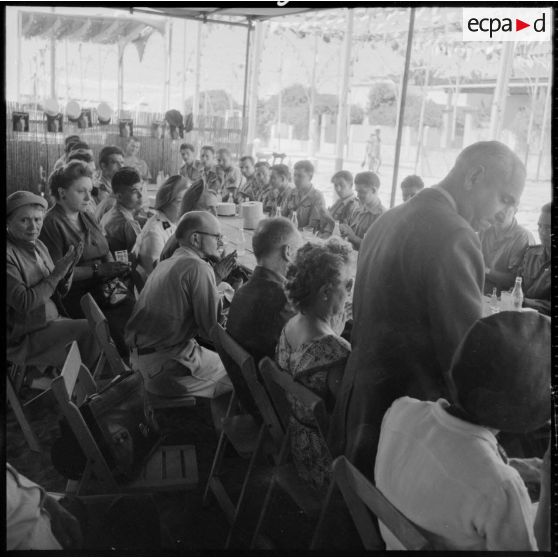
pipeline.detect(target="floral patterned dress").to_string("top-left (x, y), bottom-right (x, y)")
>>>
top-left (275, 331), bottom-right (351, 489)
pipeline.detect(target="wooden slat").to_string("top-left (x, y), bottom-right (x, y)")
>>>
top-left (129, 445), bottom-right (198, 492)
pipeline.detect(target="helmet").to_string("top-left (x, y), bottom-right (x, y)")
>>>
top-left (448, 311), bottom-right (550, 433)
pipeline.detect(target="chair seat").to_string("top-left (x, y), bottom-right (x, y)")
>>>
top-left (274, 464), bottom-right (325, 516)
top-left (67, 444), bottom-right (198, 495)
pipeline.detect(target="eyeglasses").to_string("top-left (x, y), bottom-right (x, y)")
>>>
top-left (195, 231), bottom-right (223, 243)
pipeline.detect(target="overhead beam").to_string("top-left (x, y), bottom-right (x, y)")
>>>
top-left (126, 8), bottom-right (250, 28)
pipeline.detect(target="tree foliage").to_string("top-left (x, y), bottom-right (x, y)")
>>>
top-left (366, 82), bottom-right (443, 128)
top-left (256, 83), bottom-right (364, 140)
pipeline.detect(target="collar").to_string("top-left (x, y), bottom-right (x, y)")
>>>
top-left (340, 193), bottom-right (356, 206)
top-left (491, 218), bottom-right (520, 240)
top-left (155, 209), bottom-right (172, 223)
top-left (253, 265), bottom-right (286, 285)
top-left (362, 198), bottom-right (384, 215)
top-left (99, 174), bottom-right (112, 190)
top-left (174, 245), bottom-right (205, 262)
top-left (7, 232), bottom-right (38, 254)
top-left (432, 398), bottom-right (499, 446)
top-left (432, 185), bottom-right (458, 212)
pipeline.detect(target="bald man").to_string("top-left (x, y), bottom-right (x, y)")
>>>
top-left (125, 211), bottom-right (232, 399)
top-left (329, 141), bottom-right (526, 479)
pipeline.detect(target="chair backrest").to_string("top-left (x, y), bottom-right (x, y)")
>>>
top-left (51, 341), bottom-right (118, 492)
top-left (331, 456), bottom-right (432, 551)
top-left (211, 324), bottom-right (284, 448)
top-left (80, 293), bottom-right (127, 376)
top-left (258, 356), bottom-right (329, 451)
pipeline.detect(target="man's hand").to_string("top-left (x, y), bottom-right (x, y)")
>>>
top-left (213, 251), bottom-right (237, 284)
top-left (339, 223), bottom-right (357, 242)
top-left (43, 495), bottom-right (83, 549)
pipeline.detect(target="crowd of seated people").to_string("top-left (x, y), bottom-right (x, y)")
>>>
top-left (6, 136), bottom-right (551, 552)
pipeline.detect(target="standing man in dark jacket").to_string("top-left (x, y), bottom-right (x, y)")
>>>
top-left (329, 141), bottom-right (526, 479)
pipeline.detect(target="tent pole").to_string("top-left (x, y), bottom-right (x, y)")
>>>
top-left (50, 7), bottom-right (56, 99)
top-left (17, 10), bottom-right (22, 102)
top-left (117, 41), bottom-right (124, 114)
top-left (389, 7), bottom-right (415, 208)
top-left (489, 42), bottom-right (515, 139)
top-left (240, 20), bottom-right (253, 156)
top-left (246, 20), bottom-right (263, 157)
top-left (536, 80), bottom-right (552, 181)
top-left (193, 21), bottom-right (202, 130)
top-left (334, 8), bottom-right (354, 172)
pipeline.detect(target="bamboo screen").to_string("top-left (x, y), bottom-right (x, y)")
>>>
top-left (6, 102), bottom-right (245, 196)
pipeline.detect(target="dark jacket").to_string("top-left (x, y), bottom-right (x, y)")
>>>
top-left (328, 187), bottom-right (484, 478)
top-left (226, 265), bottom-right (294, 366)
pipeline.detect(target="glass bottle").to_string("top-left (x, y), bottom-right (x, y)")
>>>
top-left (511, 277), bottom-right (524, 310)
top-left (291, 210), bottom-right (299, 229)
top-left (490, 287), bottom-right (499, 314)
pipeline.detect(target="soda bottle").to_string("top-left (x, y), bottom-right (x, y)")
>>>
top-left (490, 287), bottom-right (499, 314)
top-left (291, 210), bottom-right (299, 230)
top-left (511, 277), bottom-right (524, 310)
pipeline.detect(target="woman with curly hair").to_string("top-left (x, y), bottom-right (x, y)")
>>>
top-left (276, 238), bottom-right (354, 488)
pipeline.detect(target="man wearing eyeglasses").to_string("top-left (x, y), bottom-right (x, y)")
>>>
top-left (125, 211), bottom-right (234, 404)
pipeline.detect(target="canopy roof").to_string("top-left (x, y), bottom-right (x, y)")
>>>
top-left (21, 10), bottom-right (165, 44)
top-left (125, 7), bottom-right (318, 27)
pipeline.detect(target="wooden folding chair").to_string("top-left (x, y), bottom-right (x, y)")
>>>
top-left (6, 362), bottom-right (57, 453)
top-left (249, 357), bottom-right (331, 549)
top-left (80, 293), bottom-right (195, 409)
top-left (206, 324), bottom-right (284, 548)
top-left (7, 366), bottom-right (41, 453)
top-left (51, 341), bottom-right (198, 496)
top-left (311, 456), bottom-right (432, 551)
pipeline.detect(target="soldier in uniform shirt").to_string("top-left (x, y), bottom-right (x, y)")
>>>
top-left (518, 202), bottom-right (551, 315)
top-left (340, 171), bottom-right (386, 250)
top-left (179, 142), bottom-right (202, 183)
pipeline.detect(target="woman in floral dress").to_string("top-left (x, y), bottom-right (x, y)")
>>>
top-left (275, 238), bottom-right (354, 489)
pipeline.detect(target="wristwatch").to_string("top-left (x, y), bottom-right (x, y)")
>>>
top-left (92, 262), bottom-right (100, 279)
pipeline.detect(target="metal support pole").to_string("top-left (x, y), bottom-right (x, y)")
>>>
top-left (17, 10), bottom-right (22, 102)
top-left (389, 7), bottom-right (415, 208)
top-left (163, 19), bottom-right (172, 112)
top-left (277, 54), bottom-right (283, 151)
top-left (308, 32), bottom-right (319, 159)
top-left (536, 80), bottom-right (552, 181)
top-left (240, 20), bottom-right (253, 156)
top-left (489, 42), bottom-right (515, 139)
top-left (334, 9), bottom-right (354, 172)
top-left (50, 7), bottom-right (56, 99)
top-left (246, 21), bottom-right (263, 156)
top-left (193, 21), bottom-right (202, 123)
top-left (414, 65), bottom-right (430, 174)
top-left (524, 75), bottom-right (538, 167)
top-left (117, 41), bottom-right (124, 113)
top-left (182, 20), bottom-right (187, 113)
